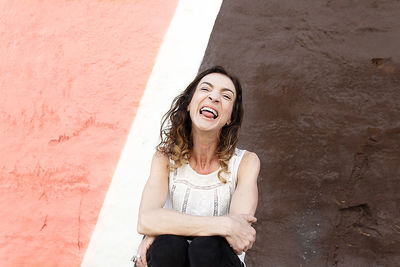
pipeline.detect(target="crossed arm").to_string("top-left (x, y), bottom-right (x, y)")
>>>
top-left (136, 150), bottom-right (260, 265)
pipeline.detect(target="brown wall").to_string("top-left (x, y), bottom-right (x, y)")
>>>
top-left (200, 0), bottom-right (400, 266)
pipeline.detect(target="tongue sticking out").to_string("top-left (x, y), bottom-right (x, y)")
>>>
top-left (201, 110), bottom-right (215, 119)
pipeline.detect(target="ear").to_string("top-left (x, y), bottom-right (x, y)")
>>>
top-left (226, 120), bottom-right (231, 125)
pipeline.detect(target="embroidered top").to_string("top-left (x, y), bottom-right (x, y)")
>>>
top-left (165, 148), bottom-right (246, 216)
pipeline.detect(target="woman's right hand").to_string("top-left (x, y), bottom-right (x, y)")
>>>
top-left (225, 214), bottom-right (257, 255)
top-left (135, 235), bottom-right (156, 267)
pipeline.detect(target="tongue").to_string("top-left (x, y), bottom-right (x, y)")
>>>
top-left (202, 110), bottom-right (215, 119)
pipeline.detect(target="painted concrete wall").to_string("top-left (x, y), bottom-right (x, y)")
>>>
top-left (0, 1), bottom-right (178, 266)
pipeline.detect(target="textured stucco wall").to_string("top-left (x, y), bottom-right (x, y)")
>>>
top-left (0, 1), bottom-right (178, 266)
top-left (200, 0), bottom-right (400, 266)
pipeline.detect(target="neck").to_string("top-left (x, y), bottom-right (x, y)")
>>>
top-left (190, 127), bottom-right (219, 170)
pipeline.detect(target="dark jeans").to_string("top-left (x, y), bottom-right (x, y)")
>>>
top-left (146, 235), bottom-right (244, 267)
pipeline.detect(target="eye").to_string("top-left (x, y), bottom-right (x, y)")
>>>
top-left (222, 94), bottom-right (232, 100)
top-left (200, 87), bottom-right (210, 91)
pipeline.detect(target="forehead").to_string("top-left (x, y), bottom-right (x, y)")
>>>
top-left (198, 73), bottom-right (236, 94)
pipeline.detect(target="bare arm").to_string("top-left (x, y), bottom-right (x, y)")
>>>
top-left (229, 151), bottom-right (260, 216)
top-left (226, 151), bottom-right (260, 254)
top-left (137, 151), bottom-right (232, 237)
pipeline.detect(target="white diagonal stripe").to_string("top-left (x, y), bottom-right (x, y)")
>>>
top-left (81, 0), bottom-right (222, 266)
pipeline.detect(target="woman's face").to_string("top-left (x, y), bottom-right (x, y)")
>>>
top-left (187, 73), bottom-right (236, 133)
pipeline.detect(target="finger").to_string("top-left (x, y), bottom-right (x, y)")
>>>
top-left (250, 226), bottom-right (256, 236)
top-left (142, 251), bottom-right (148, 266)
top-left (248, 242), bottom-right (254, 250)
top-left (241, 214), bottom-right (257, 223)
top-left (138, 256), bottom-right (144, 267)
top-left (140, 250), bottom-right (147, 266)
top-left (247, 215), bottom-right (257, 223)
top-left (136, 258), bottom-right (142, 267)
top-left (228, 243), bottom-right (240, 255)
top-left (138, 251), bottom-right (146, 266)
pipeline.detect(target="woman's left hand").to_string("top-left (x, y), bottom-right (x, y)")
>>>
top-left (135, 235), bottom-right (156, 267)
top-left (225, 214), bottom-right (257, 254)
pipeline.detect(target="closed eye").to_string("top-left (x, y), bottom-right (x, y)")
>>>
top-left (223, 94), bottom-right (232, 100)
top-left (200, 87), bottom-right (210, 91)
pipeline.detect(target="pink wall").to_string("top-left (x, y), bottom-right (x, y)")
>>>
top-left (0, 0), bottom-right (178, 266)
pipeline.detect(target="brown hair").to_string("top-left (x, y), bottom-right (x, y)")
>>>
top-left (157, 66), bottom-right (244, 182)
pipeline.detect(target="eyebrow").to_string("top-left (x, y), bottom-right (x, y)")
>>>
top-left (200, 82), bottom-right (235, 95)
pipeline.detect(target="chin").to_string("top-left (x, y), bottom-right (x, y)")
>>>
top-left (193, 121), bottom-right (220, 133)
top-left (196, 125), bottom-right (218, 132)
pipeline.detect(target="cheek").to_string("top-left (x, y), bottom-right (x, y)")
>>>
top-left (188, 105), bottom-right (195, 120)
top-left (187, 96), bottom-right (196, 112)
top-left (188, 100), bottom-right (199, 119)
top-left (188, 92), bottom-right (200, 109)
top-left (190, 109), bottom-right (197, 121)
top-left (225, 104), bottom-right (234, 118)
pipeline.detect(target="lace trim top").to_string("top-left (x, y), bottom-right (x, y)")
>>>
top-left (165, 148), bottom-right (246, 216)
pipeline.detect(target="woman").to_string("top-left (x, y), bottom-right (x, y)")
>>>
top-left (135, 66), bottom-right (260, 267)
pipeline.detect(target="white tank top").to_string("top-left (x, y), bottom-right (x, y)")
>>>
top-left (163, 148), bottom-right (247, 265)
top-left (166, 148), bottom-right (246, 216)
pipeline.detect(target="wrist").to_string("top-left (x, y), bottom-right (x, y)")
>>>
top-left (218, 216), bottom-right (232, 237)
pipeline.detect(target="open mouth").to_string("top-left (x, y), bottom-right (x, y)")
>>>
top-left (200, 106), bottom-right (218, 119)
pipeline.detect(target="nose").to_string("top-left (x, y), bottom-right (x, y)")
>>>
top-left (208, 91), bottom-right (220, 102)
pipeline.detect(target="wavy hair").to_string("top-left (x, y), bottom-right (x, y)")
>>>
top-left (157, 66), bottom-right (244, 183)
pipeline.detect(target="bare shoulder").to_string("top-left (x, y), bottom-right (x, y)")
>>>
top-left (237, 150), bottom-right (260, 183)
top-left (149, 150), bottom-right (170, 178)
top-left (152, 150), bottom-right (169, 165)
top-left (240, 150), bottom-right (260, 169)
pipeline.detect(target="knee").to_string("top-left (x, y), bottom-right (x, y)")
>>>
top-left (189, 236), bottom-right (242, 267)
top-left (147, 235), bottom-right (188, 266)
top-left (188, 236), bottom-right (226, 260)
top-left (148, 235), bottom-right (188, 255)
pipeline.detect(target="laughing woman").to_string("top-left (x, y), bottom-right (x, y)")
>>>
top-left (135, 66), bottom-right (260, 267)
